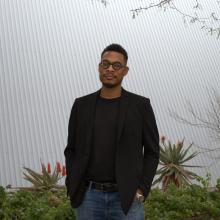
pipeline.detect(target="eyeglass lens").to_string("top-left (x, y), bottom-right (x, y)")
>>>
top-left (100, 60), bottom-right (123, 70)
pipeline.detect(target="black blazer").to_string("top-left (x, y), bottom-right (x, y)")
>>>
top-left (64, 88), bottom-right (159, 215)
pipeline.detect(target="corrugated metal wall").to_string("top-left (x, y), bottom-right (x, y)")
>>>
top-left (0, 0), bottom-right (220, 187)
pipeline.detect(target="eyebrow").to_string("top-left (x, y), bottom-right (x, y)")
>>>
top-left (102, 60), bottom-right (122, 63)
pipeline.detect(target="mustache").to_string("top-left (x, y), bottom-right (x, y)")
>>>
top-left (103, 73), bottom-right (115, 77)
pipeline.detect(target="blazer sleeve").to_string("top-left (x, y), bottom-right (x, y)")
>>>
top-left (139, 98), bottom-right (160, 198)
top-left (64, 98), bottom-right (78, 195)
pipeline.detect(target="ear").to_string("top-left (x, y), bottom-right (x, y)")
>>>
top-left (123, 66), bottom-right (129, 76)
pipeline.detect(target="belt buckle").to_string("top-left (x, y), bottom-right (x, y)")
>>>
top-left (100, 183), bottom-right (107, 192)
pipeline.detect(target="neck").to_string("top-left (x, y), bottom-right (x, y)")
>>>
top-left (100, 85), bottom-right (122, 99)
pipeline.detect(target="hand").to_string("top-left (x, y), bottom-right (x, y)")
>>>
top-left (136, 188), bottom-right (144, 196)
top-left (133, 188), bottom-right (145, 202)
top-left (133, 188), bottom-right (144, 200)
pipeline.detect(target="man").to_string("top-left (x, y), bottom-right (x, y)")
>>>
top-left (64, 44), bottom-right (159, 220)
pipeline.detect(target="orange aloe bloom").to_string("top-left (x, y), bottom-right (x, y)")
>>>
top-left (41, 162), bottom-right (46, 173)
top-left (56, 162), bottom-right (61, 173)
top-left (47, 163), bottom-right (51, 174)
top-left (161, 136), bottom-right (166, 144)
top-left (62, 166), bottom-right (66, 176)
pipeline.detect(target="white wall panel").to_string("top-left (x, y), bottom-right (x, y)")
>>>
top-left (0, 0), bottom-right (219, 187)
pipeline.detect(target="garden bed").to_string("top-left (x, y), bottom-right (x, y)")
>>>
top-left (1, 184), bottom-right (220, 220)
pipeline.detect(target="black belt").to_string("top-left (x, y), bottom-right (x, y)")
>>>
top-left (85, 181), bottom-right (118, 192)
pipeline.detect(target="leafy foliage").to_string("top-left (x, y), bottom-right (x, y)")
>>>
top-left (145, 184), bottom-right (220, 220)
top-left (216, 178), bottom-right (220, 191)
top-left (0, 188), bottom-right (75, 220)
top-left (1, 182), bottom-right (220, 220)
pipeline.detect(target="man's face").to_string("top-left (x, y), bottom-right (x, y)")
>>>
top-left (99, 51), bottom-right (129, 88)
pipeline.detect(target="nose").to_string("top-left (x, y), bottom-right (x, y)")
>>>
top-left (106, 64), bottom-right (115, 71)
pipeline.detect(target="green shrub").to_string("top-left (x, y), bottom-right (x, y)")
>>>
top-left (216, 178), bottom-right (220, 191)
top-left (1, 182), bottom-right (220, 220)
top-left (0, 188), bottom-right (75, 220)
top-left (145, 184), bottom-right (220, 220)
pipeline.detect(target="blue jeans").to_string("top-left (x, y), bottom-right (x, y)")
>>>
top-left (76, 188), bottom-right (144, 220)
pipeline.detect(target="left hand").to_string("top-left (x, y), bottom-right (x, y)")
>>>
top-left (133, 188), bottom-right (145, 202)
top-left (136, 188), bottom-right (144, 196)
top-left (133, 188), bottom-right (144, 200)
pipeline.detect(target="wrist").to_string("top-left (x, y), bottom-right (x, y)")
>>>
top-left (135, 191), bottom-right (145, 203)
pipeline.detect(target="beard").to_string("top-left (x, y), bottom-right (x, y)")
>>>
top-left (102, 79), bottom-right (123, 88)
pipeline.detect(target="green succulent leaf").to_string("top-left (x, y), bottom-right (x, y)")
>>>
top-left (22, 162), bottom-right (65, 191)
top-left (156, 138), bottom-right (200, 190)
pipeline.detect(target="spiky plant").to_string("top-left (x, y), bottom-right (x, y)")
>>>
top-left (23, 161), bottom-right (66, 191)
top-left (153, 137), bottom-right (200, 191)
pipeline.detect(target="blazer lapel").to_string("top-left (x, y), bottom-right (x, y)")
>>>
top-left (116, 88), bottom-right (129, 144)
top-left (84, 89), bottom-right (100, 157)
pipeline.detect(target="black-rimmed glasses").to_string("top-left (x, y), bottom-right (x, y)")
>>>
top-left (99, 60), bottom-right (126, 71)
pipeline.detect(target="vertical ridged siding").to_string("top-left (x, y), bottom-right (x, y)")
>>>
top-left (0, 0), bottom-right (219, 187)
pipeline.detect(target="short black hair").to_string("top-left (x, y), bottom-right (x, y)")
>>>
top-left (101, 44), bottom-right (128, 63)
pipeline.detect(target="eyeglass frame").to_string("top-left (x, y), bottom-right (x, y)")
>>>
top-left (99, 60), bottom-right (127, 71)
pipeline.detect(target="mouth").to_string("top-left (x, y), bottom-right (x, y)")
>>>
top-left (104, 75), bottom-right (114, 80)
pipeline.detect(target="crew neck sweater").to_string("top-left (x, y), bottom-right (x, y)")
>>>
top-left (85, 96), bottom-right (121, 183)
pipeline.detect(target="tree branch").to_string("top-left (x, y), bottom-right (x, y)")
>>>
top-left (131, 0), bottom-right (220, 38)
top-left (169, 88), bottom-right (220, 150)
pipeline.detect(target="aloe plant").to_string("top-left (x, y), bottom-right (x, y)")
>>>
top-left (23, 162), bottom-right (66, 191)
top-left (153, 137), bottom-right (200, 191)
